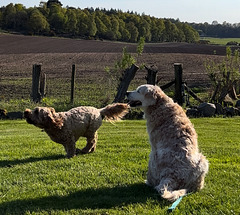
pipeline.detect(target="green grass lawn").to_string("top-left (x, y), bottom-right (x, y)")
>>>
top-left (201, 37), bottom-right (240, 45)
top-left (0, 118), bottom-right (239, 214)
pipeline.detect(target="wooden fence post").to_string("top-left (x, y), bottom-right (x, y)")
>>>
top-left (113, 64), bottom-right (139, 103)
top-left (174, 63), bottom-right (184, 105)
top-left (32, 64), bottom-right (41, 102)
top-left (145, 65), bottom-right (158, 85)
top-left (40, 71), bottom-right (46, 98)
top-left (71, 64), bottom-right (76, 104)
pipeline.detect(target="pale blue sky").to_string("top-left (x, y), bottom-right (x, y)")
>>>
top-left (1, 0), bottom-right (240, 24)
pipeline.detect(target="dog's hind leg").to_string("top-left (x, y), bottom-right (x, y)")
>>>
top-left (190, 173), bottom-right (205, 192)
top-left (155, 178), bottom-right (187, 202)
top-left (81, 132), bottom-right (98, 154)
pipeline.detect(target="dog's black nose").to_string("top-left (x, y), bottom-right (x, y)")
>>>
top-left (24, 110), bottom-right (30, 118)
top-left (126, 92), bottom-right (130, 96)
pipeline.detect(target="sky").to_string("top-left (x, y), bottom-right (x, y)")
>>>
top-left (1, 0), bottom-right (240, 24)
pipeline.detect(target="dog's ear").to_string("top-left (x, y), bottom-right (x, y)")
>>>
top-left (145, 88), bottom-right (159, 100)
top-left (145, 87), bottom-right (166, 105)
top-left (49, 107), bottom-right (56, 115)
top-left (45, 107), bottom-right (63, 129)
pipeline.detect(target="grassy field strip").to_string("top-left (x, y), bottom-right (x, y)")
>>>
top-left (0, 119), bottom-right (239, 214)
top-left (202, 37), bottom-right (240, 45)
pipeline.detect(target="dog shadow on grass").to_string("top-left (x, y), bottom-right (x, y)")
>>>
top-left (0, 183), bottom-right (168, 214)
top-left (0, 154), bottom-right (65, 168)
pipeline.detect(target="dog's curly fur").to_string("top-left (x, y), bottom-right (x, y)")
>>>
top-left (127, 84), bottom-right (209, 202)
top-left (24, 103), bottom-right (129, 158)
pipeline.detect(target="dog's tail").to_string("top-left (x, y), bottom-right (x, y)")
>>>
top-left (161, 188), bottom-right (187, 202)
top-left (99, 103), bottom-right (129, 121)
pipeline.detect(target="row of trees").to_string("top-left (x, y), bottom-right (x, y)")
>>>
top-left (0, 1), bottom-right (199, 43)
top-left (191, 21), bottom-right (240, 38)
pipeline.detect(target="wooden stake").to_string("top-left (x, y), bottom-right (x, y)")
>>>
top-left (174, 63), bottom-right (184, 105)
top-left (32, 64), bottom-right (41, 102)
top-left (114, 64), bottom-right (139, 103)
top-left (71, 64), bottom-right (76, 105)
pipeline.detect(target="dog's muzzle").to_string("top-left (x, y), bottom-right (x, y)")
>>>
top-left (126, 92), bottom-right (142, 107)
top-left (24, 110), bottom-right (35, 125)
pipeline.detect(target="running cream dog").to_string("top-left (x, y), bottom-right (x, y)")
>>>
top-left (127, 84), bottom-right (208, 201)
top-left (24, 103), bottom-right (129, 158)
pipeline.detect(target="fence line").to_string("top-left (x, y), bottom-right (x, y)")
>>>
top-left (1, 63), bottom-right (211, 108)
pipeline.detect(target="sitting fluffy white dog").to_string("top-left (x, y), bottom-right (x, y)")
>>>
top-left (127, 84), bottom-right (209, 202)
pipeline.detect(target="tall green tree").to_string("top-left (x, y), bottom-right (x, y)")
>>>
top-left (118, 18), bottom-right (129, 41)
top-left (76, 10), bottom-right (88, 36)
top-left (2, 3), bottom-right (16, 29)
top-left (178, 23), bottom-right (199, 43)
top-left (121, 28), bottom-right (131, 42)
top-left (47, 0), bottom-right (62, 8)
top-left (87, 14), bottom-right (97, 37)
top-left (28, 8), bottom-right (49, 34)
top-left (95, 11), bottom-right (107, 38)
top-left (175, 22), bottom-right (186, 42)
top-left (101, 13), bottom-right (112, 29)
top-left (163, 20), bottom-right (179, 42)
top-left (48, 4), bottom-right (66, 34)
top-left (14, 4), bottom-right (28, 31)
top-left (126, 22), bottom-right (139, 42)
top-left (151, 18), bottom-right (165, 42)
top-left (38, 1), bottom-right (50, 17)
top-left (65, 8), bottom-right (77, 34)
top-left (109, 15), bottom-right (121, 40)
top-left (138, 18), bottom-right (151, 41)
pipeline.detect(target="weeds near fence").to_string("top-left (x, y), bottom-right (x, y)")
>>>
top-left (205, 47), bottom-right (240, 103)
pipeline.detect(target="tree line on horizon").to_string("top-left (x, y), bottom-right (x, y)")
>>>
top-left (190, 21), bottom-right (240, 38)
top-left (1, 1), bottom-right (239, 42)
top-left (0, 0), bottom-right (200, 43)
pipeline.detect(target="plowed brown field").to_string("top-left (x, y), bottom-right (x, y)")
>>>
top-left (0, 34), bottom-right (231, 104)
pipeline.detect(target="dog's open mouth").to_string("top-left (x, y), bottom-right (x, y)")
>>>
top-left (128, 100), bottom-right (142, 107)
top-left (26, 117), bottom-right (35, 125)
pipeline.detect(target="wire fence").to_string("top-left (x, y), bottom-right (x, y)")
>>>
top-left (0, 50), bottom-right (214, 112)
top-left (0, 65), bottom-right (210, 101)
